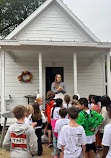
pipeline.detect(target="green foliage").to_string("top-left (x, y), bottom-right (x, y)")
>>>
top-left (0, 0), bottom-right (46, 37)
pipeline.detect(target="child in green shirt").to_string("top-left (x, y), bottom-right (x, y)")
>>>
top-left (77, 98), bottom-right (103, 158)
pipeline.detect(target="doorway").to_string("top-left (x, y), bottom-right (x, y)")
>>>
top-left (46, 67), bottom-right (64, 94)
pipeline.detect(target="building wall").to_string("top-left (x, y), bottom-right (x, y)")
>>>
top-left (109, 73), bottom-right (111, 98)
top-left (0, 51), bottom-right (105, 114)
top-left (43, 53), bottom-right (105, 98)
top-left (78, 57), bottom-right (105, 97)
top-left (14, 2), bottom-right (93, 42)
top-left (4, 53), bottom-right (39, 112)
top-left (0, 53), bottom-right (1, 112)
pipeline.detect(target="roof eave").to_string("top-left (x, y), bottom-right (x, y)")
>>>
top-left (0, 40), bottom-right (111, 49)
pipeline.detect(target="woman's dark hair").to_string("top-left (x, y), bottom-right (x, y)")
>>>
top-left (92, 95), bottom-right (101, 104)
top-left (88, 94), bottom-right (94, 104)
top-left (100, 95), bottom-right (110, 107)
top-left (73, 95), bottom-right (78, 100)
top-left (78, 98), bottom-right (88, 108)
top-left (64, 95), bottom-right (71, 109)
top-left (32, 102), bottom-right (42, 121)
top-left (59, 108), bottom-right (67, 118)
top-left (51, 98), bottom-right (63, 119)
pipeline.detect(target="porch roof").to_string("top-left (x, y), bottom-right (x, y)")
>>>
top-left (0, 40), bottom-right (111, 50)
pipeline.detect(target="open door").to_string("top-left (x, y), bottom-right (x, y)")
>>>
top-left (46, 67), bottom-right (64, 94)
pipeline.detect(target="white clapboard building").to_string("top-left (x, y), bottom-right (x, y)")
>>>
top-left (0, 0), bottom-right (111, 123)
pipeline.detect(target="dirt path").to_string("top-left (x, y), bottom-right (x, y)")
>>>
top-left (0, 144), bottom-right (103, 158)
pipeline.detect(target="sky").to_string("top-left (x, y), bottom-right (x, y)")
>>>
top-left (63, 0), bottom-right (111, 42)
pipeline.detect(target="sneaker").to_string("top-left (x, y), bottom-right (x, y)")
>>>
top-left (94, 154), bottom-right (100, 158)
top-left (41, 134), bottom-right (49, 143)
top-left (48, 142), bottom-right (53, 147)
top-left (97, 145), bottom-right (103, 150)
top-left (52, 156), bottom-right (58, 158)
top-left (51, 152), bottom-right (58, 158)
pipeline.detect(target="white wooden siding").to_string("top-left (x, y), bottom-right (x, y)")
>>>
top-left (0, 51), bottom-right (105, 113)
top-left (78, 57), bottom-right (105, 97)
top-left (15, 3), bottom-right (92, 42)
top-left (4, 53), bottom-right (39, 112)
top-left (0, 53), bottom-right (1, 93)
top-left (109, 73), bottom-right (111, 98)
top-left (0, 53), bottom-right (1, 112)
top-left (43, 52), bottom-right (105, 98)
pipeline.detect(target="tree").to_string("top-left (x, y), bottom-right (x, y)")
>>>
top-left (0, 0), bottom-right (46, 37)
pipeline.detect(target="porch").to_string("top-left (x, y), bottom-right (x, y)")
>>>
top-left (0, 41), bottom-right (110, 117)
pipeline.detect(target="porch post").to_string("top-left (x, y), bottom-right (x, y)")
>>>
top-left (1, 50), bottom-right (5, 113)
top-left (39, 52), bottom-right (42, 97)
top-left (107, 52), bottom-right (111, 96)
top-left (73, 52), bottom-right (77, 95)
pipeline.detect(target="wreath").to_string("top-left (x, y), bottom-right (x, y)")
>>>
top-left (18, 71), bottom-right (32, 83)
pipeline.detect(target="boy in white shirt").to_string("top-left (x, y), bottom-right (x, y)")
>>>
top-left (54, 108), bottom-right (70, 152)
top-left (59, 107), bottom-right (86, 158)
top-left (102, 104), bottom-right (111, 158)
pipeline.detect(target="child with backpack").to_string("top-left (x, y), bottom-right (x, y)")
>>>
top-left (43, 90), bottom-right (55, 147)
top-left (77, 98), bottom-right (103, 158)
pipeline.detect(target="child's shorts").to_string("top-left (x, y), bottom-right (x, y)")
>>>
top-left (100, 133), bottom-right (103, 139)
top-left (86, 142), bottom-right (96, 152)
top-left (48, 123), bottom-right (52, 130)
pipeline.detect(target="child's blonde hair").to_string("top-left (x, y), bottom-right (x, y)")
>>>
top-left (24, 104), bottom-right (33, 117)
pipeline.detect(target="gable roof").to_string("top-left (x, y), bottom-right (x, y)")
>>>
top-left (5, 0), bottom-right (100, 42)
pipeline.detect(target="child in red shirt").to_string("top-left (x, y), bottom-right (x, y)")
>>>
top-left (91, 95), bottom-right (101, 150)
top-left (91, 95), bottom-right (101, 114)
top-left (44, 91), bottom-right (55, 147)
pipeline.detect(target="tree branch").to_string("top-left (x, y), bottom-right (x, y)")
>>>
top-left (0, 19), bottom-right (23, 33)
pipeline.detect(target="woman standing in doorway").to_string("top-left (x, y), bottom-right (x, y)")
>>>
top-left (51, 74), bottom-right (66, 100)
